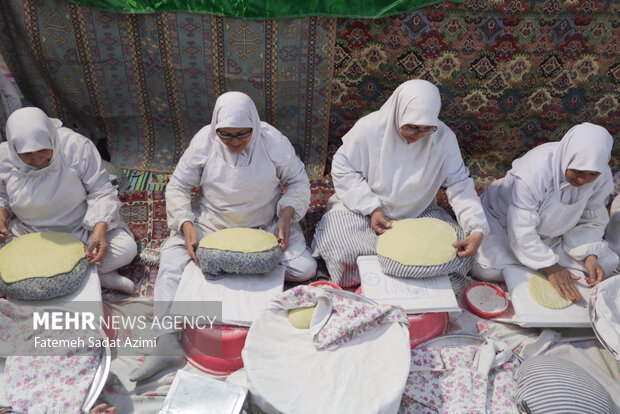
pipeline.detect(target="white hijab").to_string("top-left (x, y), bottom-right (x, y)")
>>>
top-left (510, 123), bottom-right (613, 205)
top-left (339, 79), bottom-right (459, 218)
top-left (5, 107), bottom-right (60, 173)
top-left (209, 91), bottom-right (261, 167)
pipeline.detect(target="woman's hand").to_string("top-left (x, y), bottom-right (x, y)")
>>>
top-left (90, 403), bottom-right (116, 414)
top-left (453, 232), bottom-right (483, 258)
top-left (277, 206), bottom-right (295, 251)
top-left (0, 207), bottom-right (12, 242)
top-left (584, 254), bottom-right (605, 286)
top-left (370, 207), bottom-right (393, 234)
top-left (542, 263), bottom-right (582, 302)
top-left (86, 222), bottom-right (109, 264)
top-left (181, 221), bottom-right (199, 262)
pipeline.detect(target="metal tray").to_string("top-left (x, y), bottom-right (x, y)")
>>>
top-left (159, 370), bottom-right (248, 413)
top-left (417, 333), bottom-right (523, 363)
top-left (81, 326), bottom-right (111, 413)
top-left (324, 288), bottom-right (379, 305)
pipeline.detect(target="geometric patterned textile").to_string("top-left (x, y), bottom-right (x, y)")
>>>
top-left (330, 0), bottom-right (620, 191)
top-left (0, 0), bottom-right (336, 175)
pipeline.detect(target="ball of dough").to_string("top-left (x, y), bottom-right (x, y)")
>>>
top-left (288, 306), bottom-right (316, 329)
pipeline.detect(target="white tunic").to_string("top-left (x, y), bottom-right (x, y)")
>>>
top-left (477, 123), bottom-right (618, 272)
top-left (0, 108), bottom-right (123, 243)
top-left (330, 79), bottom-right (488, 236)
top-left (164, 92), bottom-right (311, 261)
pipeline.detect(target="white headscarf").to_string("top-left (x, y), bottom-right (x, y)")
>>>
top-left (339, 79), bottom-right (461, 219)
top-left (209, 92), bottom-right (261, 167)
top-left (5, 107), bottom-right (60, 173)
top-left (511, 123), bottom-right (613, 205)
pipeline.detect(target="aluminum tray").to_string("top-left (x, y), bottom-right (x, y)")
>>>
top-left (81, 327), bottom-right (111, 413)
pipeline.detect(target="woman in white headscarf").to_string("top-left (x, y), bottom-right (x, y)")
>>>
top-left (130, 91), bottom-right (316, 382)
top-left (473, 123), bottom-right (619, 301)
top-left (0, 107), bottom-right (138, 293)
top-left (312, 79), bottom-right (489, 288)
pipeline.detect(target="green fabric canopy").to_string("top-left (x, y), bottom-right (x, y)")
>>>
top-left (65, 0), bottom-right (460, 18)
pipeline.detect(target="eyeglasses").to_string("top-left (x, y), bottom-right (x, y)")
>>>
top-left (216, 129), bottom-right (253, 140)
top-left (400, 125), bottom-right (438, 136)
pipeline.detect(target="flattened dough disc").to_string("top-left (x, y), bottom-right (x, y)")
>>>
top-left (528, 271), bottom-right (572, 309)
top-left (199, 228), bottom-right (278, 253)
top-left (377, 218), bottom-right (457, 266)
top-left (0, 232), bottom-right (85, 283)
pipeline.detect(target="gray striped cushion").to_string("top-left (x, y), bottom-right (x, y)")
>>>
top-left (378, 205), bottom-right (474, 279)
top-left (515, 355), bottom-right (615, 414)
top-left (312, 203), bottom-right (474, 288)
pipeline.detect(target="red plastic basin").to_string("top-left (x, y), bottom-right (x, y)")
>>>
top-left (181, 324), bottom-right (249, 376)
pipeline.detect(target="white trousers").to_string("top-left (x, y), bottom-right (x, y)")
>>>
top-left (94, 227), bottom-right (138, 275)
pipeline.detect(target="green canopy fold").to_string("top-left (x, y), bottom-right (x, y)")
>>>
top-left (65, 0), bottom-right (461, 18)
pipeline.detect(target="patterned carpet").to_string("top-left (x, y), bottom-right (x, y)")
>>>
top-left (0, 1), bottom-right (336, 175)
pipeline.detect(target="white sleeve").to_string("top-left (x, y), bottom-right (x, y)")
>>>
top-left (507, 205), bottom-right (558, 269)
top-left (441, 139), bottom-right (489, 236)
top-left (165, 136), bottom-right (206, 232)
top-left (0, 145), bottom-right (12, 214)
top-left (605, 195), bottom-right (620, 257)
top-left (331, 148), bottom-right (382, 216)
top-left (562, 177), bottom-right (613, 261)
top-left (273, 145), bottom-right (311, 223)
top-left (74, 138), bottom-right (122, 231)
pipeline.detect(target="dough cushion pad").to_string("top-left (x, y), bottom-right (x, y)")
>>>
top-left (288, 306), bottom-right (316, 329)
top-left (377, 218), bottom-right (457, 266)
top-left (197, 228), bottom-right (283, 279)
top-left (528, 271), bottom-right (572, 309)
top-left (0, 232), bottom-right (89, 300)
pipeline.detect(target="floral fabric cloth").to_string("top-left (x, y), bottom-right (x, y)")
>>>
top-left (400, 344), bottom-right (520, 414)
top-left (0, 301), bottom-right (102, 412)
top-left (5, 354), bottom-right (100, 413)
top-left (269, 285), bottom-right (408, 350)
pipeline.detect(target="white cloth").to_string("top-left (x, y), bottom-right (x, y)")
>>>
top-left (0, 108), bottom-right (125, 240)
top-left (592, 275), bottom-right (620, 361)
top-left (605, 195), bottom-right (620, 261)
top-left (171, 260), bottom-right (285, 326)
top-left (242, 301), bottom-right (411, 413)
top-left (476, 123), bottom-right (618, 275)
top-left (329, 79), bottom-right (488, 236)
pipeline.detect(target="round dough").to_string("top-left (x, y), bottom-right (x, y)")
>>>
top-left (0, 232), bottom-right (85, 283)
top-left (528, 271), bottom-right (572, 309)
top-left (377, 218), bottom-right (457, 266)
top-left (288, 306), bottom-right (316, 329)
top-left (198, 228), bottom-right (278, 253)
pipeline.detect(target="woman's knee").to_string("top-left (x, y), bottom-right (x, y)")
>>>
top-left (284, 252), bottom-right (317, 282)
top-left (470, 262), bottom-right (503, 282)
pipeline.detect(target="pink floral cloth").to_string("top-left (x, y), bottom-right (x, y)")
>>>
top-left (401, 345), bottom-right (520, 414)
top-left (5, 354), bottom-right (100, 413)
top-left (0, 301), bottom-right (102, 412)
top-left (270, 285), bottom-right (408, 350)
